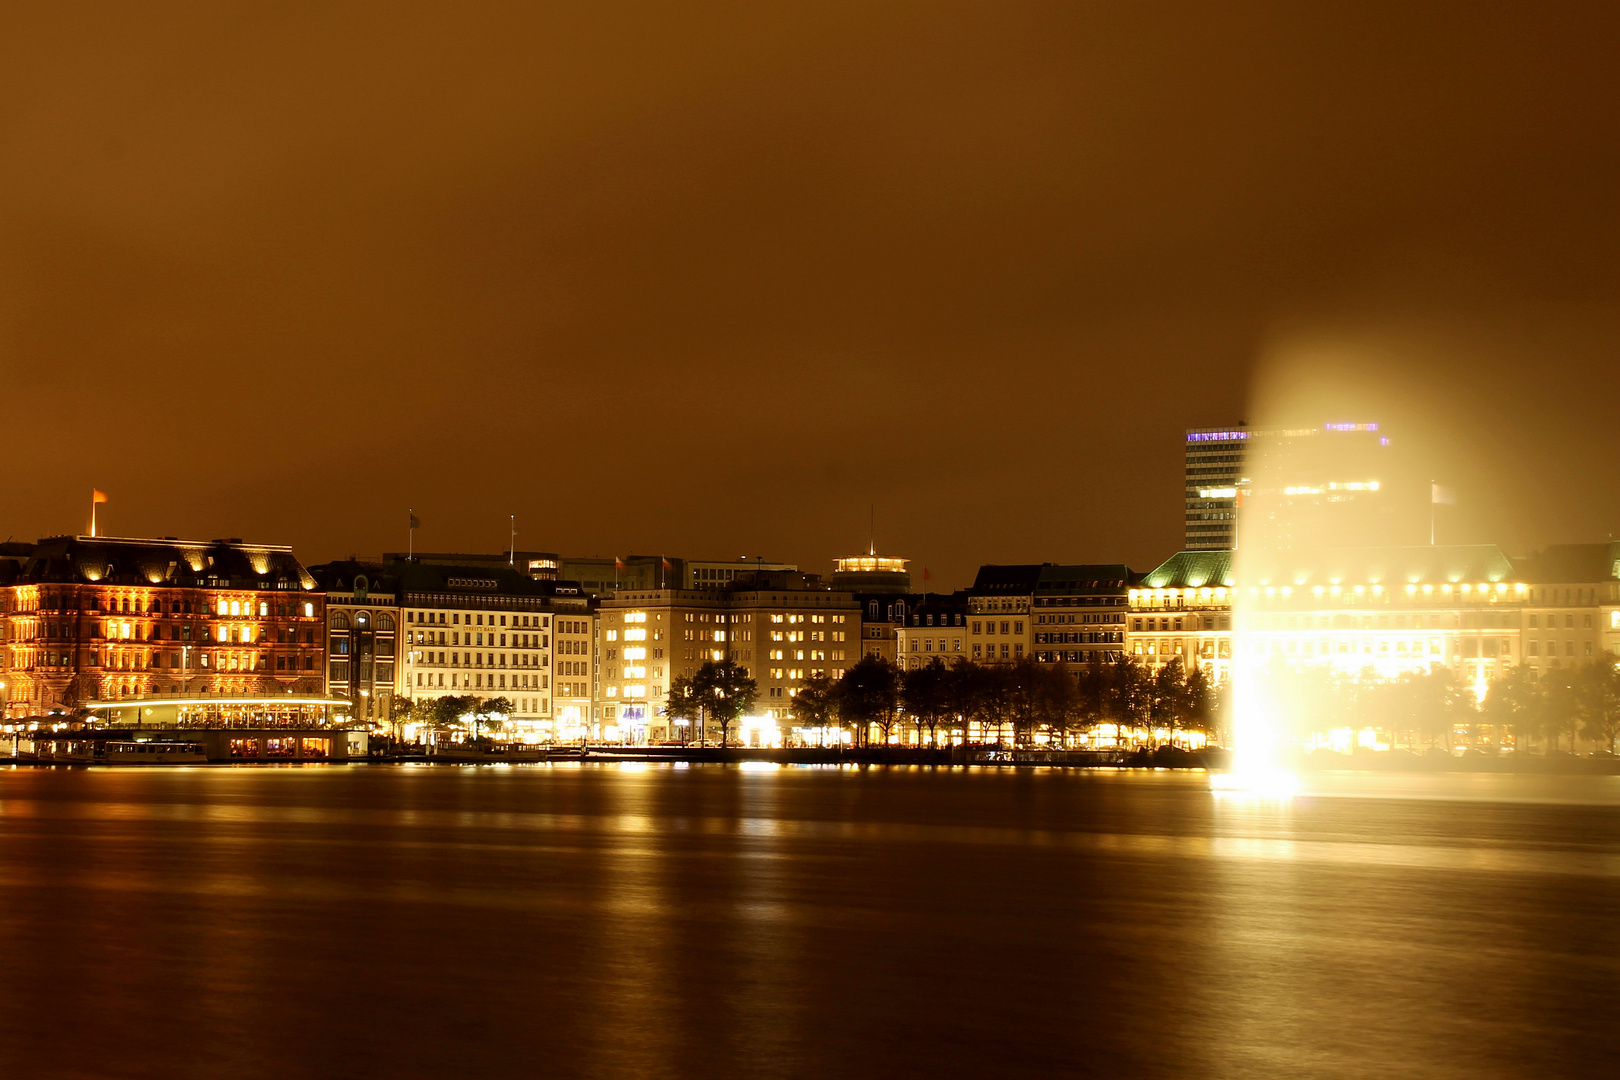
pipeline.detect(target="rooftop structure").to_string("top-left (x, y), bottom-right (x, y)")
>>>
top-left (830, 555), bottom-right (911, 594)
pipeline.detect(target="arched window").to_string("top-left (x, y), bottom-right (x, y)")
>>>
top-left (330, 612), bottom-right (351, 630)
top-left (376, 613), bottom-right (395, 631)
top-left (355, 611), bottom-right (370, 629)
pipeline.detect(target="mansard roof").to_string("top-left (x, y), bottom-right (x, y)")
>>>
top-left (15, 535), bottom-right (315, 591)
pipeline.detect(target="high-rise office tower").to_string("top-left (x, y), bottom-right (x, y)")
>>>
top-left (1184, 423), bottom-right (1391, 550)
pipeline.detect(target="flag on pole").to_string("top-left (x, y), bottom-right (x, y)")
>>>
top-left (614, 556), bottom-right (625, 570)
top-left (92, 489), bottom-right (108, 504)
top-left (661, 557), bottom-right (673, 570)
top-left (1431, 483), bottom-right (1457, 505)
top-left (409, 511), bottom-right (420, 529)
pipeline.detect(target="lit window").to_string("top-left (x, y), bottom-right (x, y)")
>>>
top-left (218, 599), bottom-right (229, 616)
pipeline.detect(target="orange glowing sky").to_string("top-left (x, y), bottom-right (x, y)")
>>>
top-left (4, 3), bottom-right (1617, 587)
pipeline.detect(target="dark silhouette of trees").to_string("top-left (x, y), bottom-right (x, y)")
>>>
top-left (835, 654), bottom-right (900, 746)
top-left (1576, 661), bottom-right (1620, 754)
top-left (665, 674), bottom-right (701, 744)
top-left (692, 659), bottom-right (757, 746)
top-left (790, 671), bottom-right (839, 744)
top-left (900, 660), bottom-right (951, 746)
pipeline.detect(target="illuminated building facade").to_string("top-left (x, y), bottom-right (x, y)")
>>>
top-left (893, 593), bottom-right (970, 670)
top-left (311, 561), bottom-right (401, 727)
top-left (599, 572), bottom-right (858, 740)
top-left (1031, 564), bottom-right (1133, 668)
top-left (1184, 422), bottom-right (1390, 550)
top-left (1, 535), bottom-right (323, 718)
top-left (1513, 542), bottom-right (1620, 669)
top-left (1128, 551), bottom-right (1235, 683)
top-left (377, 559), bottom-right (591, 733)
top-left (966, 565), bottom-right (1041, 663)
top-left (1132, 542), bottom-right (1620, 696)
top-left (830, 555), bottom-right (911, 594)
top-left (551, 610), bottom-right (595, 738)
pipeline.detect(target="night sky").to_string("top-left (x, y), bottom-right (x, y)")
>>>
top-left (4, 3), bottom-right (1617, 588)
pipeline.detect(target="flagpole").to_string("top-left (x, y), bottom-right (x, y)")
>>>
top-left (91, 492), bottom-right (96, 538)
top-left (408, 508), bottom-right (415, 558)
top-left (509, 515), bottom-right (515, 565)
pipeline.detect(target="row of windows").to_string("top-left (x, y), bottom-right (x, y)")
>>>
top-left (973, 643), bottom-right (1023, 660)
top-left (411, 650), bottom-right (545, 668)
top-left (405, 629), bottom-right (546, 649)
top-left (409, 670), bottom-right (540, 690)
top-left (407, 610), bottom-right (551, 629)
top-left (1036, 613), bottom-right (1122, 625)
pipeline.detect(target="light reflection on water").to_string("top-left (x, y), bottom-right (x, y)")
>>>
top-left (0, 764), bottom-right (1615, 1080)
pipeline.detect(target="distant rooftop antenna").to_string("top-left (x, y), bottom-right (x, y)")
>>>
top-left (869, 503), bottom-right (875, 557)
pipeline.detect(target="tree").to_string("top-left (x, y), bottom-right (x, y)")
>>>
top-left (1003, 656), bottom-right (1045, 747)
top-left (1576, 660), bottom-right (1620, 754)
top-left (943, 658), bottom-right (988, 745)
top-left (900, 660), bottom-right (951, 746)
top-left (477, 696), bottom-right (515, 741)
top-left (1481, 666), bottom-right (1543, 751)
top-left (790, 671), bottom-right (840, 745)
top-left (1102, 655), bottom-right (1149, 745)
top-left (1180, 663), bottom-right (1219, 742)
top-left (836, 654), bottom-right (900, 746)
top-left (1033, 664), bottom-right (1080, 748)
top-left (665, 675), bottom-right (701, 744)
top-left (388, 695), bottom-right (416, 744)
top-left (692, 659), bottom-right (757, 747)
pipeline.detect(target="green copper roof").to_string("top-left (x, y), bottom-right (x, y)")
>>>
top-left (1140, 550), bottom-right (1234, 589)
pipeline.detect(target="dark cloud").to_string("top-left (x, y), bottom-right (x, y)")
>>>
top-left (3, 2), bottom-right (1617, 585)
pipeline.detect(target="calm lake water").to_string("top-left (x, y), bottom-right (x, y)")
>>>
top-left (1, 763), bottom-right (1617, 1080)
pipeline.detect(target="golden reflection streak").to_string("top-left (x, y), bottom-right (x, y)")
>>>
top-left (3, 799), bottom-right (1617, 877)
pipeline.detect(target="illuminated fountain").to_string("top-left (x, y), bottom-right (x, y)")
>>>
top-left (1213, 421), bottom-right (1394, 796)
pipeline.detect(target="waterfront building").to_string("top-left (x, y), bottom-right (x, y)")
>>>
top-left (965, 565), bottom-right (1042, 664)
top-left (1513, 542), bottom-right (1620, 670)
top-left (598, 570), bottom-right (858, 741)
top-left (379, 559), bottom-right (592, 737)
top-left (551, 607), bottom-right (595, 740)
top-left (1127, 551), bottom-right (1235, 683)
top-left (311, 561), bottom-right (402, 728)
top-left (1183, 422), bottom-right (1390, 550)
top-left (893, 592), bottom-right (970, 670)
top-left (1131, 541), bottom-right (1620, 698)
top-left (0, 535), bottom-right (323, 718)
top-left (1031, 564), bottom-right (1133, 668)
top-left (1136, 545), bottom-right (1528, 693)
top-left (855, 592), bottom-right (906, 664)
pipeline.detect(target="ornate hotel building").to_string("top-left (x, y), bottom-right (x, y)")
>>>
top-left (1128, 542), bottom-right (1620, 691)
top-left (1, 535), bottom-right (324, 718)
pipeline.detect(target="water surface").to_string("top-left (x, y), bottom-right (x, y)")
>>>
top-left (1, 764), bottom-right (1616, 1079)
